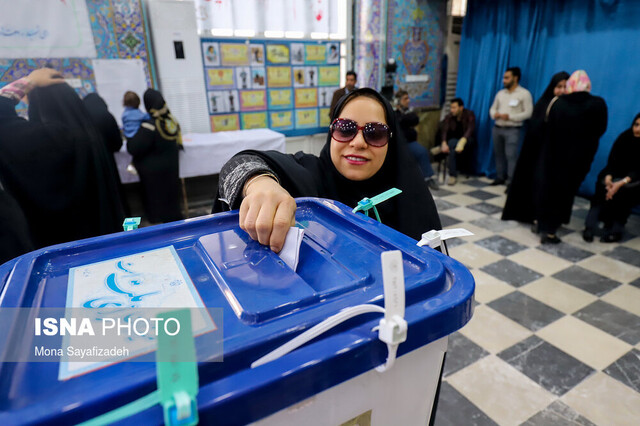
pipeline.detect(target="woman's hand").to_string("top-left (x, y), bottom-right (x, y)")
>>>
top-left (239, 176), bottom-right (297, 253)
top-left (604, 174), bottom-right (613, 191)
top-left (26, 68), bottom-right (64, 88)
top-left (606, 180), bottom-right (624, 201)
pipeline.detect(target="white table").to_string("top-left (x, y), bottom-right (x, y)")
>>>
top-left (114, 129), bottom-right (286, 184)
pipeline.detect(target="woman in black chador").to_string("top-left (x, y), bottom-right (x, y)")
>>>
top-left (534, 70), bottom-right (607, 244)
top-left (127, 89), bottom-right (183, 224)
top-left (583, 113), bottom-right (640, 243)
top-left (502, 71), bottom-right (569, 224)
top-left (0, 68), bottom-right (124, 250)
top-left (213, 87), bottom-right (441, 252)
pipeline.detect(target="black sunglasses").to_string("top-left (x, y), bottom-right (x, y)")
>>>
top-left (330, 118), bottom-right (392, 147)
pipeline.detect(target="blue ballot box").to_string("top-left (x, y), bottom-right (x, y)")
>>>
top-left (0, 198), bottom-right (474, 425)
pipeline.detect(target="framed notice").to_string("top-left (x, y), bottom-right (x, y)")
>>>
top-left (305, 44), bottom-right (327, 64)
top-left (207, 68), bottom-right (235, 89)
top-left (295, 109), bottom-right (319, 129)
top-left (241, 112), bottom-right (268, 129)
top-left (266, 44), bottom-right (290, 64)
top-left (319, 108), bottom-right (332, 127)
top-left (221, 43), bottom-right (249, 66)
top-left (319, 66), bottom-right (341, 86)
top-left (240, 90), bottom-right (267, 111)
top-left (295, 88), bottom-right (318, 108)
top-left (268, 88), bottom-right (293, 110)
top-left (202, 38), bottom-right (341, 136)
top-left (211, 114), bottom-right (240, 132)
top-left (267, 67), bottom-right (292, 88)
top-left (270, 110), bottom-right (294, 131)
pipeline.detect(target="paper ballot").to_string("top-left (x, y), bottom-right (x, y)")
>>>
top-left (279, 227), bottom-right (305, 271)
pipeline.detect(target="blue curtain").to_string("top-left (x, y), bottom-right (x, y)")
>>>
top-left (456, 0), bottom-right (640, 195)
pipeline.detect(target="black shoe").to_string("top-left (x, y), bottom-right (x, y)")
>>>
top-left (530, 222), bottom-right (539, 234)
top-left (490, 179), bottom-right (506, 186)
top-left (582, 229), bottom-right (594, 242)
top-left (601, 232), bottom-right (622, 243)
top-left (541, 234), bottom-right (562, 244)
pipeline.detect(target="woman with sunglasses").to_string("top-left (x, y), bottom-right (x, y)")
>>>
top-left (213, 88), bottom-right (441, 252)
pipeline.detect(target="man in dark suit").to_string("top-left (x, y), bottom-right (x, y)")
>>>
top-left (329, 71), bottom-right (357, 118)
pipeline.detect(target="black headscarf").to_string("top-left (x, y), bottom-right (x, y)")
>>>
top-left (143, 89), bottom-right (183, 148)
top-left (532, 71), bottom-right (570, 121)
top-left (83, 93), bottom-right (123, 154)
top-left (597, 112), bottom-right (640, 183)
top-left (215, 88), bottom-right (441, 240)
top-left (5, 83), bottom-right (125, 247)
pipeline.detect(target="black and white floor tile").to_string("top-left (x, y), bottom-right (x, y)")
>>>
top-left (432, 176), bottom-right (640, 426)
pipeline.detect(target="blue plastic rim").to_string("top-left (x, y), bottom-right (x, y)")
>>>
top-left (0, 198), bottom-right (475, 425)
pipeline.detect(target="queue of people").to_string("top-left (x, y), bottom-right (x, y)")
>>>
top-left (0, 69), bottom-right (183, 264)
top-left (502, 69), bottom-right (613, 244)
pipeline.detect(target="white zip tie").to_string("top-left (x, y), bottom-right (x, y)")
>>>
top-left (251, 304), bottom-right (385, 368)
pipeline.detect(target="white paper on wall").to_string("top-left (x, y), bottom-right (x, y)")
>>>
top-left (92, 59), bottom-right (149, 128)
top-left (0, 0), bottom-right (96, 59)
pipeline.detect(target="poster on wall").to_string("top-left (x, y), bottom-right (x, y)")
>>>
top-left (235, 67), bottom-right (252, 89)
top-left (295, 109), bottom-right (319, 129)
top-left (326, 43), bottom-right (340, 64)
top-left (305, 45), bottom-right (327, 65)
top-left (202, 42), bottom-right (220, 66)
top-left (240, 90), bottom-right (267, 111)
top-left (251, 67), bottom-right (266, 89)
top-left (318, 87), bottom-right (338, 108)
top-left (203, 39), bottom-right (340, 135)
top-left (270, 110), bottom-right (294, 131)
top-left (241, 112), bottom-right (268, 129)
top-left (206, 68), bottom-right (235, 90)
top-left (207, 90), bottom-right (239, 114)
top-left (250, 44), bottom-right (265, 65)
top-left (211, 114), bottom-right (240, 132)
top-left (268, 89), bottom-right (293, 110)
top-left (0, 0), bottom-right (97, 59)
top-left (221, 43), bottom-right (249, 66)
top-left (318, 66), bottom-right (341, 86)
top-left (295, 88), bottom-right (318, 109)
top-left (290, 43), bottom-right (305, 65)
top-left (267, 66), bottom-right (292, 88)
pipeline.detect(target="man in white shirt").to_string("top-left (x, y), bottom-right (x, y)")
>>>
top-left (489, 67), bottom-right (533, 185)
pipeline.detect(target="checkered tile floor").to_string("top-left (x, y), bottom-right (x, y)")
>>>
top-left (431, 176), bottom-right (640, 426)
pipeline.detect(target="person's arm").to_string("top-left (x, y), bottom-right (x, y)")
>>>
top-left (126, 123), bottom-right (156, 158)
top-left (463, 110), bottom-right (476, 140)
top-left (218, 153), bottom-right (296, 253)
top-left (441, 115), bottom-right (450, 143)
top-left (218, 154), bottom-right (276, 210)
top-left (489, 94), bottom-right (499, 120)
top-left (0, 68), bottom-right (63, 104)
top-left (508, 90), bottom-right (533, 122)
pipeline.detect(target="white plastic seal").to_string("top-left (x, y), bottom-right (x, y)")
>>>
top-left (251, 250), bottom-right (408, 373)
top-left (417, 228), bottom-right (474, 249)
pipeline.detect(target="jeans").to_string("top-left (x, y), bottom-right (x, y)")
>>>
top-left (445, 138), bottom-right (461, 177)
top-left (492, 126), bottom-right (521, 181)
top-left (407, 141), bottom-right (435, 179)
